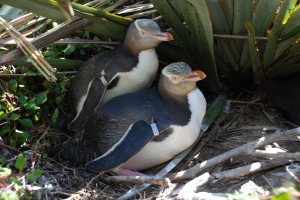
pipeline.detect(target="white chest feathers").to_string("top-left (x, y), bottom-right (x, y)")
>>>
top-left (123, 89), bottom-right (207, 170)
top-left (102, 48), bottom-right (159, 104)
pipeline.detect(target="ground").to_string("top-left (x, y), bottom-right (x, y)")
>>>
top-left (1, 98), bottom-right (299, 199)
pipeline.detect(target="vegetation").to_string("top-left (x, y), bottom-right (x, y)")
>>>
top-left (0, 0), bottom-right (300, 199)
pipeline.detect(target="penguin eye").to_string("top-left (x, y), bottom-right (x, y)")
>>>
top-left (171, 76), bottom-right (178, 81)
top-left (140, 30), bottom-right (147, 36)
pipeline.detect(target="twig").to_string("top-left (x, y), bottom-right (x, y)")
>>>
top-left (0, 17), bottom-right (57, 82)
top-left (103, 176), bottom-right (172, 186)
top-left (168, 127), bottom-right (300, 180)
top-left (213, 34), bottom-right (269, 40)
top-left (174, 159), bottom-right (290, 199)
top-left (0, 142), bottom-right (22, 153)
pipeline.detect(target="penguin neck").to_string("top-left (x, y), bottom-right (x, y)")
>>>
top-left (158, 80), bottom-right (189, 107)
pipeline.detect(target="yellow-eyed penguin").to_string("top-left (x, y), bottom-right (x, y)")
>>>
top-left (58, 62), bottom-right (207, 176)
top-left (68, 19), bottom-right (173, 130)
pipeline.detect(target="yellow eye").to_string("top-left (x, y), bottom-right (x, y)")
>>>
top-left (140, 30), bottom-right (146, 36)
top-left (172, 76), bottom-right (178, 81)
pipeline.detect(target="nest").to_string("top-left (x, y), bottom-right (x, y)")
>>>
top-left (2, 99), bottom-right (298, 199)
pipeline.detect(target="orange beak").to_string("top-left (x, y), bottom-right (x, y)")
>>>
top-left (150, 32), bottom-right (173, 41)
top-left (183, 70), bottom-right (206, 82)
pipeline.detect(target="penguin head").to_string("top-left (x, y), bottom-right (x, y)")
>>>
top-left (125, 19), bottom-right (173, 54)
top-left (160, 62), bottom-right (206, 96)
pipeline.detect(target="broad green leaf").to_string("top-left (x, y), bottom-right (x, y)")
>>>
top-left (18, 94), bottom-right (28, 105)
top-left (205, 0), bottom-right (240, 66)
top-left (8, 113), bottom-right (21, 121)
top-left (23, 100), bottom-right (40, 111)
top-left (281, 4), bottom-right (300, 38)
top-left (232, 0), bottom-right (253, 35)
top-left (8, 79), bottom-right (17, 93)
top-left (246, 21), bottom-right (264, 85)
top-left (0, 167), bottom-right (11, 177)
top-left (206, 0), bottom-right (230, 33)
top-left (176, 0), bottom-right (220, 92)
top-left (150, 0), bottom-right (194, 51)
top-left (26, 169), bottom-right (43, 183)
top-left (15, 154), bottom-right (25, 171)
top-left (35, 92), bottom-right (47, 105)
top-left (274, 32), bottom-right (300, 61)
top-left (19, 118), bottom-right (34, 128)
top-left (14, 130), bottom-right (32, 145)
top-left (63, 44), bottom-right (76, 55)
top-left (240, 0), bottom-right (281, 68)
top-left (262, 0), bottom-right (298, 70)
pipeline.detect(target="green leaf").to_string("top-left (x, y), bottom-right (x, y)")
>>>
top-left (0, 167), bottom-right (11, 177)
top-left (23, 100), bottom-right (40, 111)
top-left (239, 0), bottom-right (281, 68)
top-left (19, 118), bottom-right (34, 128)
top-left (26, 169), bottom-right (42, 183)
top-left (262, 0), bottom-right (298, 70)
top-left (245, 21), bottom-right (264, 85)
top-left (8, 79), bottom-right (17, 93)
top-left (35, 92), bottom-right (47, 105)
top-left (0, 111), bottom-right (5, 120)
top-left (0, 190), bottom-right (19, 200)
top-left (0, 155), bottom-right (7, 165)
top-left (232, 0), bottom-right (253, 35)
top-left (13, 130), bottom-right (32, 145)
top-left (281, 4), bottom-right (300, 38)
top-left (15, 154), bottom-right (25, 171)
top-left (18, 94), bottom-right (28, 105)
top-left (63, 44), bottom-right (76, 55)
top-left (51, 108), bottom-right (59, 127)
top-left (8, 113), bottom-right (21, 121)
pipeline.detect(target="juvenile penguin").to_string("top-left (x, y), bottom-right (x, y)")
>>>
top-left (58, 62), bottom-right (207, 176)
top-left (68, 19), bottom-right (173, 130)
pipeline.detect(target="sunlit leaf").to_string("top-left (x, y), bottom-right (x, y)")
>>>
top-left (24, 100), bottom-right (40, 111)
top-left (26, 169), bottom-right (43, 183)
top-left (15, 154), bottom-right (25, 171)
top-left (0, 167), bottom-right (11, 177)
top-left (35, 92), bottom-right (47, 105)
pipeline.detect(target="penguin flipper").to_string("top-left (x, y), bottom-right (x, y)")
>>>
top-left (85, 120), bottom-right (158, 172)
top-left (68, 76), bottom-right (107, 131)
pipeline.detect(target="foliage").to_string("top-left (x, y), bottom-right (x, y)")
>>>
top-left (0, 68), bottom-right (68, 147)
top-left (0, 154), bottom-right (43, 200)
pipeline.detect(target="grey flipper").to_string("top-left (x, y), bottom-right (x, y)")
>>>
top-left (68, 76), bottom-right (107, 131)
top-left (85, 120), bottom-right (157, 172)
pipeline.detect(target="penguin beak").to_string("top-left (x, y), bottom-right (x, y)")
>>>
top-left (183, 70), bottom-right (206, 82)
top-left (150, 32), bottom-right (174, 41)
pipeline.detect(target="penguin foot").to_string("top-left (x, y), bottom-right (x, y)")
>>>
top-left (116, 168), bottom-right (146, 176)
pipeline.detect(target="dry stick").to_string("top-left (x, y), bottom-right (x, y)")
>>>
top-left (168, 127), bottom-right (300, 181)
top-left (0, 17), bottom-right (57, 82)
top-left (0, 142), bottom-right (22, 153)
top-left (0, 0), bottom-right (125, 65)
top-left (175, 159), bottom-right (290, 198)
top-left (103, 176), bottom-right (172, 186)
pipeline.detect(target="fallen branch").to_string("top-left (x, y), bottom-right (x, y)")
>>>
top-left (168, 127), bottom-right (300, 180)
top-left (174, 159), bottom-right (290, 199)
top-left (103, 176), bottom-right (172, 186)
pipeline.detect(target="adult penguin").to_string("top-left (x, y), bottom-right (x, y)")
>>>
top-left (67, 19), bottom-right (173, 130)
top-left (58, 62), bottom-right (207, 176)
